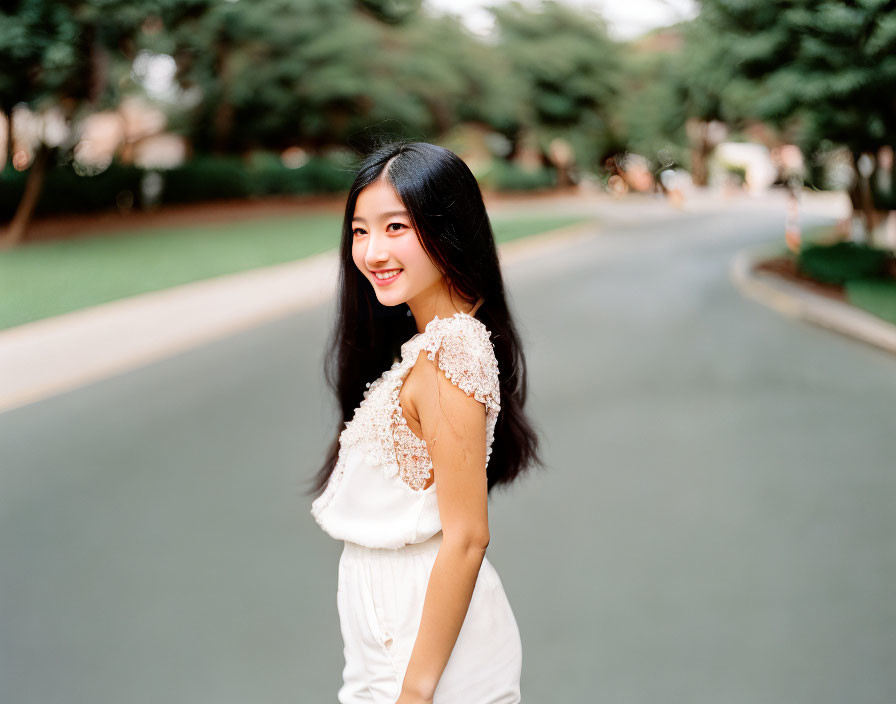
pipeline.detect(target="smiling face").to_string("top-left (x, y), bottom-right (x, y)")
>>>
top-left (351, 177), bottom-right (447, 314)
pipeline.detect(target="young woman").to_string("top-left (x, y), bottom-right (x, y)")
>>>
top-left (309, 140), bottom-right (542, 704)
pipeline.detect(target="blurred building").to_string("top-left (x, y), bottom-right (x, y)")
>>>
top-left (711, 142), bottom-right (778, 194)
top-left (3, 96), bottom-right (187, 175)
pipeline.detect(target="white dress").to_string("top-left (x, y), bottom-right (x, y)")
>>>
top-left (311, 312), bottom-right (523, 703)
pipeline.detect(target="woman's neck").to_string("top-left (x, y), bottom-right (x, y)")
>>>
top-left (408, 289), bottom-right (483, 334)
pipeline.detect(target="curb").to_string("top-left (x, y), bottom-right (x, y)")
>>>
top-left (729, 245), bottom-right (896, 356)
top-left (0, 219), bottom-right (598, 414)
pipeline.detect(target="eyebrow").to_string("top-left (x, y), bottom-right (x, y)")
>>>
top-left (352, 210), bottom-right (409, 223)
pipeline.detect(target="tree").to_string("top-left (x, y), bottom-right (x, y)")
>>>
top-left (158, 0), bottom-right (517, 153)
top-left (489, 0), bottom-right (621, 180)
top-left (697, 0), bottom-right (896, 237)
top-left (615, 29), bottom-right (691, 178)
top-left (615, 17), bottom-right (764, 186)
top-left (0, 0), bottom-right (213, 248)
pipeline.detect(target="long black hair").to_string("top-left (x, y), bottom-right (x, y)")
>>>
top-left (306, 139), bottom-right (543, 497)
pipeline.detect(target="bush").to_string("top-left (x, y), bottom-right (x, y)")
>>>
top-left (0, 168), bottom-right (28, 220)
top-left (476, 160), bottom-right (556, 191)
top-left (273, 155), bottom-right (356, 194)
top-left (246, 151), bottom-right (298, 195)
top-left (0, 150), bottom-right (360, 221)
top-left (797, 241), bottom-right (894, 285)
top-left (161, 155), bottom-right (252, 203)
top-left (242, 152), bottom-right (356, 196)
top-left (0, 161), bottom-right (144, 220)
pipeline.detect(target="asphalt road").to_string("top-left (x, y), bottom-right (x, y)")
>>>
top-left (2, 194), bottom-right (894, 704)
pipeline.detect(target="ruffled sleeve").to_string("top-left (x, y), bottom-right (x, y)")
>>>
top-left (420, 314), bottom-right (501, 417)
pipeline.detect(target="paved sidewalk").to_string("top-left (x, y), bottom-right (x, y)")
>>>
top-left (729, 244), bottom-right (896, 356)
top-left (0, 220), bottom-right (596, 414)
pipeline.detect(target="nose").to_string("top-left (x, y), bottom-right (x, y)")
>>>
top-left (363, 230), bottom-right (391, 270)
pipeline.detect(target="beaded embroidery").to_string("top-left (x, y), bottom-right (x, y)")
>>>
top-left (310, 312), bottom-right (501, 519)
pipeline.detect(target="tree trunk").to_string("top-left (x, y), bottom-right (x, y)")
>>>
top-left (212, 44), bottom-right (235, 153)
top-left (850, 151), bottom-right (876, 245)
top-left (0, 143), bottom-right (51, 249)
top-left (858, 173), bottom-right (875, 245)
top-left (690, 122), bottom-right (710, 187)
top-left (844, 175), bottom-right (858, 229)
top-left (3, 107), bottom-right (11, 172)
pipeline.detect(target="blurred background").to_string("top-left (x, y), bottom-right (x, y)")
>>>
top-left (1, 1), bottom-right (895, 703)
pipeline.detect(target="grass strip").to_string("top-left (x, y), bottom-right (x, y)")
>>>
top-left (845, 278), bottom-right (896, 326)
top-left (0, 213), bottom-right (593, 330)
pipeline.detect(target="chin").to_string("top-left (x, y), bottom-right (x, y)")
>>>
top-left (374, 291), bottom-right (408, 307)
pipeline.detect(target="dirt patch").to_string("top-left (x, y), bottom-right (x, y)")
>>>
top-left (753, 255), bottom-right (848, 302)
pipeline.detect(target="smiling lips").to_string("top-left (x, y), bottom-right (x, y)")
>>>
top-left (372, 268), bottom-right (402, 286)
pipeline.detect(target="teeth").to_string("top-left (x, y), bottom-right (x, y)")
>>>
top-left (374, 270), bottom-right (401, 280)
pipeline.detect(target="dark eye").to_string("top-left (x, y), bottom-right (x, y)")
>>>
top-left (351, 227), bottom-right (366, 236)
top-left (388, 222), bottom-right (407, 232)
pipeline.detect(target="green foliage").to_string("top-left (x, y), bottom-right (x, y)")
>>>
top-left (244, 152), bottom-right (356, 195)
top-left (0, 161), bottom-right (144, 219)
top-left (0, 1), bottom-right (174, 117)
top-left (0, 0), bottom-right (712, 222)
top-left (0, 152), bottom-right (358, 219)
top-left (614, 33), bottom-right (691, 170)
top-left (696, 0), bottom-right (896, 155)
top-left (161, 155), bottom-right (253, 202)
top-left (155, 0), bottom-right (518, 153)
top-left (676, 16), bottom-right (759, 126)
top-left (616, 16), bottom-right (765, 171)
top-left (356, 0), bottom-right (421, 23)
top-left (797, 241), bottom-right (895, 285)
top-left (477, 160), bottom-right (556, 191)
top-left (844, 277), bottom-right (896, 326)
top-left (490, 0), bottom-right (620, 169)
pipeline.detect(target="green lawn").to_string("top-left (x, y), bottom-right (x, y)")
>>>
top-left (0, 212), bottom-right (593, 330)
top-left (845, 278), bottom-right (896, 326)
top-left (766, 225), bottom-right (896, 327)
top-left (796, 225), bottom-right (896, 326)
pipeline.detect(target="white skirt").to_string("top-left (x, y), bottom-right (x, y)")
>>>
top-left (336, 531), bottom-right (523, 703)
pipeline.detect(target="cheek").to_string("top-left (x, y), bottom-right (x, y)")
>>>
top-left (394, 239), bottom-right (440, 280)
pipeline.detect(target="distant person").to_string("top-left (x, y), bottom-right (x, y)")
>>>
top-left (308, 140), bottom-right (542, 703)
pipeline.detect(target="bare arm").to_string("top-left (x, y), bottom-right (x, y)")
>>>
top-left (397, 349), bottom-right (491, 703)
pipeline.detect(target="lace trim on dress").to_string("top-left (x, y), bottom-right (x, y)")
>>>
top-left (390, 313), bottom-right (502, 490)
top-left (421, 314), bottom-right (501, 414)
top-left (311, 312), bottom-right (501, 515)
